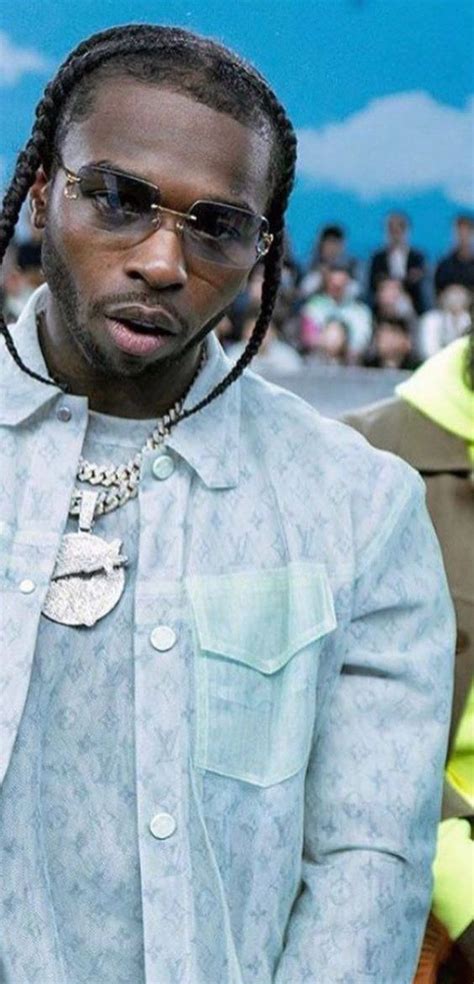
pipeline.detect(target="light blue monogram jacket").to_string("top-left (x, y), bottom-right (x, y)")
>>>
top-left (0, 287), bottom-right (455, 983)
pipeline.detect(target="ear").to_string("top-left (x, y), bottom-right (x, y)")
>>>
top-left (29, 167), bottom-right (50, 229)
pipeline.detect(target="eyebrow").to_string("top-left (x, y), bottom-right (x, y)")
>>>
top-left (91, 159), bottom-right (256, 213)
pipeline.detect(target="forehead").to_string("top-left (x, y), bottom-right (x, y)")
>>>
top-left (388, 215), bottom-right (406, 227)
top-left (61, 79), bottom-right (273, 212)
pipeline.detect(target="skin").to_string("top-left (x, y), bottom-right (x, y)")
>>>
top-left (323, 269), bottom-right (350, 303)
top-left (30, 80), bottom-right (272, 418)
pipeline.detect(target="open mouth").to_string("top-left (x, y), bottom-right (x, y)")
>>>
top-left (117, 318), bottom-right (171, 335)
top-left (105, 317), bottom-right (174, 356)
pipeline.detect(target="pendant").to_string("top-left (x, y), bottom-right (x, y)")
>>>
top-left (42, 491), bottom-right (128, 628)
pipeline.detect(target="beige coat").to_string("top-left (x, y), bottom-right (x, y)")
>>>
top-left (344, 396), bottom-right (473, 817)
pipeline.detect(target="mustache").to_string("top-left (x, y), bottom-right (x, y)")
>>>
top-left (89, 292), bottom-right (190, 335)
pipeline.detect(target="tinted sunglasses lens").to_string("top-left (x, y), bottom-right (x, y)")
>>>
top-left (78, 167), bottom-right (157, 229)
top-left (185, 201), bottom-right (265, 267)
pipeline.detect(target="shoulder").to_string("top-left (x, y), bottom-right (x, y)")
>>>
top-left (435, 251), bottom-right (453, 268)
top-left (369, 249), bottom-right (386, 265)
top-left (409, 247), bottom-right (426, 263)
top-left (342, 396), bottom-right (412, 454)
top-left (239, 371), bottom-right (420, 496)
top-left (237, 372), bottom-right (425, 580)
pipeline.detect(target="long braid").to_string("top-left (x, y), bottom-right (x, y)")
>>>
top-left (0, 24), bottom-right (297, 413)
top-left (181, 99), bottom-right (297, 420)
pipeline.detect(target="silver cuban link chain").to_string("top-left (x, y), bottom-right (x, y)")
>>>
top-left (42, 345), bottom-right (207, 628)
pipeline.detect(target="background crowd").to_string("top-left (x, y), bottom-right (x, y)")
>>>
top-left (1, 209), bottom-right (473, 378)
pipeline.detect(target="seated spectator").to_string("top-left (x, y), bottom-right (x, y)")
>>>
top-left (368, 211), bottom-right (429, 314)
top-left (363, 315), bottom-right (420, 370)
top-left (226, 304), bottom-right (303, 376)
top-left (214, 314), bottom-right (239, 351)
top-left (435, 214), bottom-right (474, 294)
top-left (418, 284), bottom-right (472, 360)
top-left (315, 317), bottom-right (351, 365)
top-left (373, 274), bottom-right (415, 321)
top-left (299, 224), bottom-right (360, 301)
top-left (300, 262), bottom-right (371, 359)
top-left (2, 240), bottom-right (44, 322)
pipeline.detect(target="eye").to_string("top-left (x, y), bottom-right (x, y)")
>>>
top-left (85, 194), bottom-right (138, 228)
top-left (189, 205), bottom-right (241, 242)
top-left (78, 168), bottom-right (152, 224)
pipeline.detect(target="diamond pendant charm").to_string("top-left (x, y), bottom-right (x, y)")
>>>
top-left (42, 491), bottom-right (128, 627)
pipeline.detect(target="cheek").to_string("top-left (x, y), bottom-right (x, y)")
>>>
top-left (185, 262), bottom-right (251, 320)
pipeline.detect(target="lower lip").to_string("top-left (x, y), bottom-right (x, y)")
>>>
top-left (105, 319), bottom-right (174, 357)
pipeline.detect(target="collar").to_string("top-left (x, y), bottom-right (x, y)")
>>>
top-left (0, 283), bottom-right (64, 425)
top-left (0, 284), bottom-right (241, 489)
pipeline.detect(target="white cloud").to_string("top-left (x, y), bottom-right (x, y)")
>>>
top-left (296, 91), bottom-right (474, 206)
top-left (0, 31), bottom-right (53, 86)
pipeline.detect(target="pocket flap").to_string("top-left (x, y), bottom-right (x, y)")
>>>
top-left (187, 562), bottom-right (336, 674)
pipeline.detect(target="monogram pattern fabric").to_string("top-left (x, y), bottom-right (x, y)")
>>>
top-left (0, 286), bottom-right (455, 983)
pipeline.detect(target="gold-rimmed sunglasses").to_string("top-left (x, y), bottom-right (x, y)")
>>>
top-left (61, 161), bottom-right (274, 269)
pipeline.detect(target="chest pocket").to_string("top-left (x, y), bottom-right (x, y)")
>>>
top-left (187, 562), bottom-right (336, 787)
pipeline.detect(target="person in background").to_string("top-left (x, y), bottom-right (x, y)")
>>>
top-left (300, 261), bottom-right (371, 359)
top-left (2, 240), bottom-right (44, 322)
top-left (418, 284), bottom-right (472, 361)
top-left (344, 331), bottom-right (474, 984)
top-left (299, 224), bottom-right (360, 301)
top-left (226, 303), bottom-right (303, 375)
top-left (368, 211), bottom-right (429, 315)
top-left (213, 313), bottom-right (238, 351)
top-left (363, 314), bottom-right (420, 370)
top-left (312, 316), bottom-right (351, 365)
top-left (435, 215), bottom-right (474, 294)
top-left (372, 273), bottom-right (415, 322)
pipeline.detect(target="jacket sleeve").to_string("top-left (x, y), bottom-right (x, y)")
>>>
top-left (275, 476), bottom-right (455, 984)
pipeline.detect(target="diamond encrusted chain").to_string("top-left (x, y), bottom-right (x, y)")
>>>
top-left (70, 345), bottom-right (207, 520)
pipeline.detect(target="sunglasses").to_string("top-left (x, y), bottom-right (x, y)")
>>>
top-left (60, 161), bottom-right (273, 269)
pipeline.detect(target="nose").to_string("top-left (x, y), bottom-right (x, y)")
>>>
top-left (123, 212), bottom-right (188, 290)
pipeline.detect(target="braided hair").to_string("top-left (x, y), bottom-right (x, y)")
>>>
top-left (0, 24), bottom-right (297, 419)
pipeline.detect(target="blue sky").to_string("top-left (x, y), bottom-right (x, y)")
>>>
top-left (1, 0), bottom-right (473, 262)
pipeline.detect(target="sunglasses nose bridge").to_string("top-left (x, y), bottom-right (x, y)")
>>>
top-left (151, 204), bottom-right (189, 237)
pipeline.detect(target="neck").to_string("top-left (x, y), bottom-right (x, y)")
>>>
top-left (37, 301), bottom-right (204, 419)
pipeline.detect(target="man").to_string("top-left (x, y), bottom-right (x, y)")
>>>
top-left (435, 214), bottom-right (474, 294)
top-left (418, 284), bottom-right (472, 360)
top-left (345, 333), bottom-right (474, 983)
top-left (300, 261), bottom-right (372, 357)
top-left (368, 211), bottom-right (429, 314)
top-left (299, 223), bottom-right (360, 300)
top-left (0, 24), bottom-right (454, 984)
top-left (362, 314), bottom-right (420, 370)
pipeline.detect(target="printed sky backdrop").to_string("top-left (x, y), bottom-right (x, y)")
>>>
top-left (1, 0), bottom-right (473, 265)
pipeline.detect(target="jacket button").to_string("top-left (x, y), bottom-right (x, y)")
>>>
top-left (56, 406), bottom-right (72, 422)
top-left (152, 454), bottom-right (175, 480)
top-left (19, 578), bottom-right (36, 594)
top-left (149, 812), bottom-right (176, 839)
top-left (150, 625), bottom-right (177, 652)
